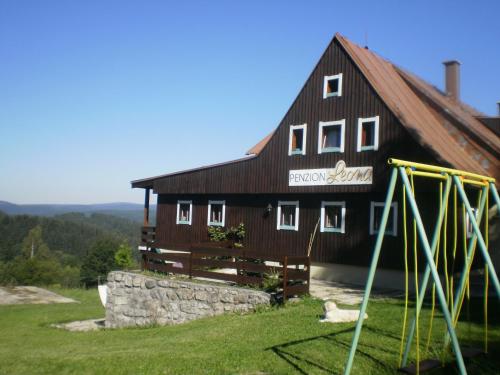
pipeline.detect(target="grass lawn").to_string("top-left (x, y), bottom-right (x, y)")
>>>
top-left (0, 287), bottom-right (498, 375)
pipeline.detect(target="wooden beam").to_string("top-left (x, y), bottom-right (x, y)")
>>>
top-left (143, 188), bottom-right (150, 226)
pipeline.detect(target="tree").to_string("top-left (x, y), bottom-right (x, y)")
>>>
top-left (114, 243), bottom-right (134, 269)
top-left (80, 237), bottom-right (120, 287)
top-left (21, 225), bottom-right (50, 259)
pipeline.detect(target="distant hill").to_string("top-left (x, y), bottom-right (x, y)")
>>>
top-left (0, 201), bottom-right (156, 223)
top-left (0, 210), bottom-right (141, 263)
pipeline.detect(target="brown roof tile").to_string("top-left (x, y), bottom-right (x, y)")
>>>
top-left (336, 33), bottom-right (499, 180)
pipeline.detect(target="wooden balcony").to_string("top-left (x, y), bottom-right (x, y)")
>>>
top-left (141, 226), bottom-right (156, 248)
top-left (140, 246), bottom-right (310, 302)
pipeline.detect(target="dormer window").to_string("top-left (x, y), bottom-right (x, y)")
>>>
top-left (318, 120), bottom-right (345, 154)
top-left (357, 116), bottom-right (379, 151)
top-left (323, 73), bottom-right (343, 98)
top-left (288, 124), bottom-right (307, 156)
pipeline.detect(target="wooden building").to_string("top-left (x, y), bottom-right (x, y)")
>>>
top-left (132, 33), bottom-right (499, 286)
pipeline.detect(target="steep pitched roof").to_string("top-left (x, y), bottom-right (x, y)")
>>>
top-left (246, 130), bottom-right (275, 155)
top-left (335, 33), bottom-right (499, 180)
top-left (247, 34), bottom-right (499, 180)
top-left (133, 34), bottom-right (499, 188)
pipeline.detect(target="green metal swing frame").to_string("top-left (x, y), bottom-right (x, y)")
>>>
top-left (343, 158), bottom-right (500, 375)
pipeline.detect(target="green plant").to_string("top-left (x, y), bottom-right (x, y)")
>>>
top-left (114, 243), bottom-right (134, 269)
top-left (207, 226), bottom-right (227, 242)
top-left (207, 223), bottom-right (246, 247)
top-left (262, 268), bottom-right (281, 292)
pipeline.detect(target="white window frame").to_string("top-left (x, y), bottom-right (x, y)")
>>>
top-left (323, 73), bottom-right (343, 98)
top-left (370, 201), bottom-right (397, 236)
top-left (320, 201), bottom-right (346, 233)
top-left (176, 200), bottom-right (192, 225)
top-left (357, 116), bottom-right (380, 152)
top-left (288, 124), bottom-right (307, 156)
top-left (318, 120), bottom-right (345, 154)
top-left (207, 200), bottom-right (226, 227)
top-left (277, 201), bottom-right (299, 231)
top-left (466, 208), bottom-right (479, 238)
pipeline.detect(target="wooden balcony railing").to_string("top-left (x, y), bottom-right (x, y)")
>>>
top-left (140, 246), bottom-right (310, 302)
top-left (141, 226), bottom-right (156, 248)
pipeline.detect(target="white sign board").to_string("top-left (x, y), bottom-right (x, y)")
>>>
top-left (289, 160), bottom-right (372, 186)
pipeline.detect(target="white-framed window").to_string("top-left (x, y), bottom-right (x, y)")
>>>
top-left (357, 116), bottom-right (379, 151)
top-left (207, 200), bottom-right (225, 226)
top-left (318, 120), bottom-right (345, 154)
top-left (176, 200), bottom-right (192, 225)
top-left (323, 73), bottom-right (343, 98)
top-left (466, 208), bottom-right (479, 238)
top-left (320, 201), bottom-right (346, 233)
top-left (288, 124), bottom-right (307, 156)
top-left (277, 201), bottom-right (299, 231)
top-left (370, 201), bottom-right (397, 236)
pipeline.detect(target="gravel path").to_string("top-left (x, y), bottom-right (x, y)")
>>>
top-left (310, 279), bottom-right (403, 305)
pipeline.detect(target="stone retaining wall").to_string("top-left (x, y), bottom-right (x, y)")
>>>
top-left (105, 271), bottom-right (271, 328)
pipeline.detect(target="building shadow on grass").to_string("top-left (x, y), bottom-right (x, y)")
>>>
top-left (266, 326), bottom-right (401, 375)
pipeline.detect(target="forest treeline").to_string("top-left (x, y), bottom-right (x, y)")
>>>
top-left (0, 211), bottom-right (140, 287)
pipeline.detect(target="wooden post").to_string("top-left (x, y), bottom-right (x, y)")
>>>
top-left (282, 256), bottom-right (288, 303)
top-left (307, 257), bottom-right (311, 294)
top-left (143, 188), bottom-right (150, 226)
top-left (189, 252), bottom-right (193, 279)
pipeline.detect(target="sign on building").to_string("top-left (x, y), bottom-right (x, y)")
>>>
top-left (289, 160), bottom-right (373, 186)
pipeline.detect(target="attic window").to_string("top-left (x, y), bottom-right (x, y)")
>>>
top-left (357, 116), bottom-right (379, 151)
top-left (288, 124), bottom-right (307, 156)
top-left (208, 200), bottom-right (225, 226)
top-left (176, 200), bottom-right (192, 225)
top-left (277, 201), bottom-right (299, 231)
top-left (323, 74), bottom-right (343, 98)
top-left (318, 120), bottom-right (345, 153)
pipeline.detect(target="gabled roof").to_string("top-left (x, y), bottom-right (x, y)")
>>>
top-left (133, 33), bottom-right (499, 188)
top-left (245, 33), bottom-right (499, 180)
top-left (246, 130), bottom-right (275, 155)
top-left (336, 33), bottom-right (499, 179)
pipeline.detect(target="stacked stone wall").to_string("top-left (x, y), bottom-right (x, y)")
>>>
top-left (105, 271), bottom-right (271, 328)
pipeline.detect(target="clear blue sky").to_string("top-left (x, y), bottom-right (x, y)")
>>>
top-left (1, 0), bottom-right (498, 204)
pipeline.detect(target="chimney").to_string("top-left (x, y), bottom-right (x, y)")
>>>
top-left (443, 60), bottom-right (460, 100)
top-left (497, 101), bottom-right (500, 116)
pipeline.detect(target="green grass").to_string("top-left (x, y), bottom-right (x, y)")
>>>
top-left (0, 288), bottom-right (498, 375)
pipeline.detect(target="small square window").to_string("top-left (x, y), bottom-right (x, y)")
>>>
top-left (208, 200), bottom-right (225, 226)
top-left (277, 201), bottom-right (299, 231)
top-left (321, 201), bottom-right (345, 233)
top-left (318, 120), bottom-right (345, 153)
top-left (323, 74), bottom-right (343, 98)
top-left (176, 200), bottom-right (192, 225)
top-left (370, 201), bottom-right (397, 236)
top-left (466, 208), bottom-right (479, 238)
top-left (357, 116), bottom-right (379, 151)
top-left (288, 124), bottom-right (307, 156)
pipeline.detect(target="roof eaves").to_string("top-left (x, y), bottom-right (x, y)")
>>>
top-left (130, 155), bottom-right (257, 189)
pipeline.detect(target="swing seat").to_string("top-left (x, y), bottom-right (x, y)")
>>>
top-left (398, 359), bottom-right (441, 374)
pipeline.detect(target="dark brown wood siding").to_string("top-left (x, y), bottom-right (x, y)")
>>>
top-left (155, 185), bottom-right (462, 270)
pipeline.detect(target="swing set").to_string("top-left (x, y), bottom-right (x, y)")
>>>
top-left (343, 159), bottom-right (500, 375)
